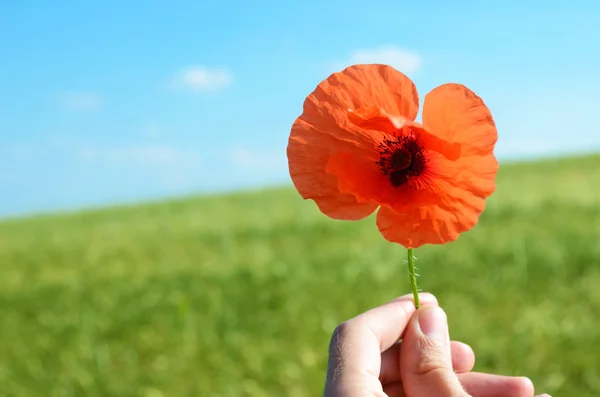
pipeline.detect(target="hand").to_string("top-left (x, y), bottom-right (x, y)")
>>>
top-left (324, 293), bottom-right (550, 397)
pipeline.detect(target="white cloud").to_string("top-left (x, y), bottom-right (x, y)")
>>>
top-left (335, 46), bottom-right (422, 75)
top-left (169, 66), bottom-right (233, 92)
top-left (59, 92), bottom-right (102, 110)
top-left (229, 146), bottom-right (286, 170)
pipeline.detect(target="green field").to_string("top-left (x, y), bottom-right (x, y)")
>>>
top-left (1, 154), bottom-right (599, 396)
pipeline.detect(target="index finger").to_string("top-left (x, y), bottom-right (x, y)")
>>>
top-left (324, 293), bottom-right (438, 394)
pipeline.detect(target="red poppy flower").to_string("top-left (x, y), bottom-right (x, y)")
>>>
top-left (287, 64), bottom-right (498, 248)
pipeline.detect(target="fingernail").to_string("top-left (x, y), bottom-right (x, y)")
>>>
top-left (417, 306), bottom-right (448, 345)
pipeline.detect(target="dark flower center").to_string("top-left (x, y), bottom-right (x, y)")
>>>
top-left (390, 148), bottom-right (412, 172)
top-left (376, 132), bottom-right (427, 188)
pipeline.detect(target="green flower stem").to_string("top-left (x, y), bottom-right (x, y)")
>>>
top-left (407, 248), bottom-right (420, 308)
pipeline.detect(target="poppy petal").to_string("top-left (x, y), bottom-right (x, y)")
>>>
top-left (323, 115), bottom-right (421, 208)
top-left (374, 158), bottom-right (487, 247)
top-left (376, 205), bottom-right (462, 248)
top-left (333, 64), bottom-right (420, 121)
top-left (326, 150), bottom-right (443, 223)
top-left (423, 83), bottom-right (497, 157)
top-left (423, 83), bottom-right (498, 198)
top-left (347, 106), bottom-right (410, 134)
top-left (325, 118), bottom-right (462, 213)
top-left (325, 151), bottom-right (389, 204)
top-left (377, 82), bottom-right (500, 247)
top-left (288, 119), bottom-right (379, 220)
top-left (347, 107), bottom-right (462, 161)
top-left (376, 149), bottom-right (496, 247)
top-left (287, 64), bottom-right (420, 220)
top-left (376, 177), bottom-right (487, 248)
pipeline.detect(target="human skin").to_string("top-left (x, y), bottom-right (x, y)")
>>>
top-left (323, 293), bottom-right (551, 397)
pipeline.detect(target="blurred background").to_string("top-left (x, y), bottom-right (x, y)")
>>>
top-left (1, 1), bottom-right (599, 396)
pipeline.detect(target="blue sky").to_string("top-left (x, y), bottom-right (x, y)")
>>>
top-left (1, 0), bottom-right (599, 218)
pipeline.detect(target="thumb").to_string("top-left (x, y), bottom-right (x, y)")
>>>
top-left (400, 305), bottom-right (470, 397)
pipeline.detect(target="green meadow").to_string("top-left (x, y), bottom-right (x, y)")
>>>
top-left (0, 154), bottom-right (599, 396)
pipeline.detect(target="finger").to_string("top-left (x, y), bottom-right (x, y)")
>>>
top-left (324, 293), bottom-right (437, 396)
top-left (458, 372), bottom-right (535, 397)
top-left (381, 373), bottom-right (539, 397)
top-left (380, 340), bottom-right (475, 384)
top-left (400, 306), bottom-right (469, 397)
top-left (450, 341), bottom-right (476, 373)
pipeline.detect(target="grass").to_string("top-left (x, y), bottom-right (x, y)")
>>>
top-left (1, 154), bottom-right (600, 396)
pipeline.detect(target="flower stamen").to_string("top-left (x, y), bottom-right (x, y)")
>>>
top-left (376, 131), bottom-right (427, 188)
